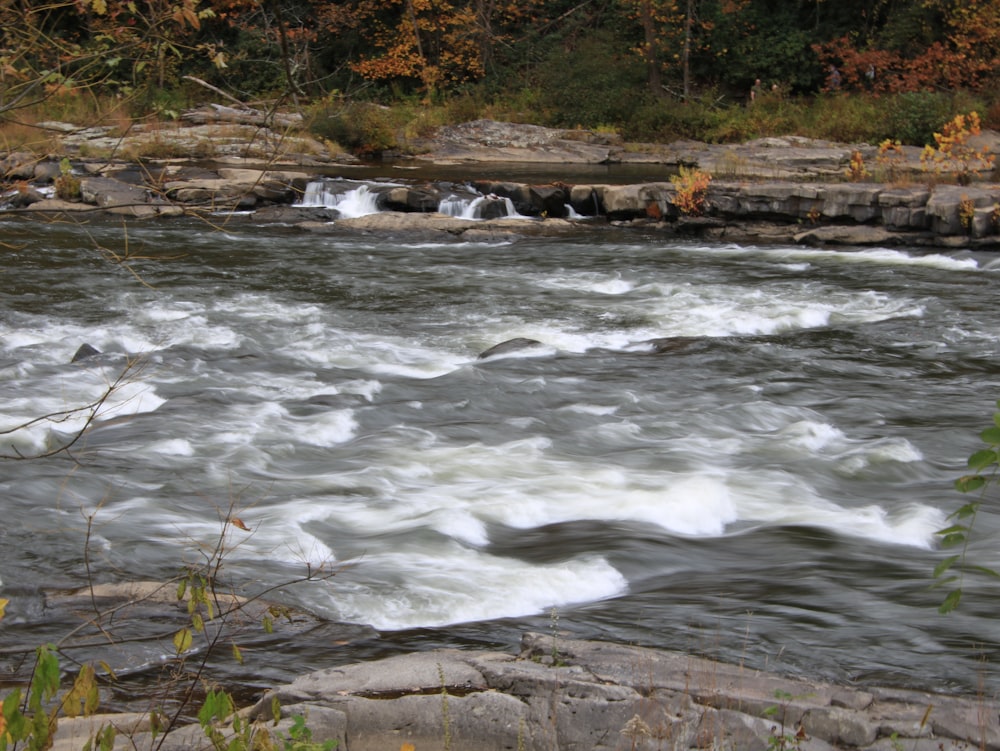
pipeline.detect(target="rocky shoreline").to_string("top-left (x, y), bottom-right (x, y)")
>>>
top-left (51, 632), bottom-right (999, 751)
top-left (3, 119), bottom-right (1000, 248)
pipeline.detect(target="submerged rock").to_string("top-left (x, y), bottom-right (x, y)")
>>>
top-left (477, 337), bottom-right (545, 359)
top-left (71, 343), bottom-right (101, 362)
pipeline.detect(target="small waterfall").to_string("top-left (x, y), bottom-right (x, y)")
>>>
top-left (438, 195), bottom-right (474, 218)
top-left (298, 180), bottom-right (337, 207)
top-left (335, 185), bottom-right (381, 218)
top-left (297, 181), bottom-right (382, 218)
top-left (437, 193), bottom-right (519, 220)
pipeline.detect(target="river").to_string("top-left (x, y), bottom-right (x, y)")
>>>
top-left (2, 203), bottom-right (1000, 704)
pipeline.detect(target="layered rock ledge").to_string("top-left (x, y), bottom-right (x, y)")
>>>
top-left (52, 633), bottom-right (999, 751)
top-left (3, 153), bottom-right (1000, 247)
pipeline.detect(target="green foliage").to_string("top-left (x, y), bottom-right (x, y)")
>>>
top-left (308, 101), bottom-right (399, 156)
top-left (531, 28), bottom-right (648, 130)
top-left (764, 689), bottom-right (808, 751)
top-left (1, 645), bottom-right (76, 751)
top-left (803, 94), bottom-right (888, 144)
top-left (933, 400), bottom-right (1000, 613)
top-left (627, 95), bottom-right (731, 143)
top-left (283, 714), bottom-right (336, 751)
top-left (885, 92), bottom-right (967, 146)
top-left (711, 5), bottom-right (820, 93)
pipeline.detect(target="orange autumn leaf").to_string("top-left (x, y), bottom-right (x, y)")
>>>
top-left (231, 517), bottom-right (251, 531)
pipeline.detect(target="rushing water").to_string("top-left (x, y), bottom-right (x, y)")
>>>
top-left (2, 208), bottom-right (1000, 701)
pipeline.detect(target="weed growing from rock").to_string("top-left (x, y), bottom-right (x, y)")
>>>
top-left (670, 166), bottom-right (712, 216)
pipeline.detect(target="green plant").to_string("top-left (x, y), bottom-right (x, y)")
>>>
top-left (885, 92), bottom-right (959, 146)
top-left (308, 101), bottom-right (399, 157)
top-left (670, 166), bottom-right (712, 217)
top-left (282, 714), bottom-right (336, 751)
top-left (764, 690), bottom-right (807, 751)
top-left (54, 157), bottom-right (82, 201)
top-left (933, 400), bottom-right (1000, 613)
top-left (0, 642), bottom-right (123, 751)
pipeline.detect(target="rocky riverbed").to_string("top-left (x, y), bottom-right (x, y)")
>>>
top-left (3, 118), bottom-right (1000, 247)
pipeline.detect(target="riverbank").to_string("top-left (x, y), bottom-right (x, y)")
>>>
top-left (3, 118), bottom-right (1000, 248)
top-left (50, 632), bottom-right (998, 751)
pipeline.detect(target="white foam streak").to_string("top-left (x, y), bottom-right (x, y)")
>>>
top-left (320, 431), bottom-right (939, 551)
top-left (305, 545), bottom-right (627, 629)
top-left (681, 243), bottom-right (980, 271)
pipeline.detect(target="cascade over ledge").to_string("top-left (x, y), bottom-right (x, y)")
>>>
top-left (3, 119), bottom-right (1000, 247)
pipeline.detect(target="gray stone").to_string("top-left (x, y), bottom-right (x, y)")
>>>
top-left (44, 632), bottom-right (1000, 751)
top-left (478, 338), bottom-right (545, 359)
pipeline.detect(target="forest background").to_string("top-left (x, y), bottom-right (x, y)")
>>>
top-left (1, 0), bottom-right (1000, 158)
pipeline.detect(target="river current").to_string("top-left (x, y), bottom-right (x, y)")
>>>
top-left (2, 206), bottom-right (1000, 699)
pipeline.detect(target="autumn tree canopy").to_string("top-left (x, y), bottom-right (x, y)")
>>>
top-left (1, 0), bottom-right (997, 116)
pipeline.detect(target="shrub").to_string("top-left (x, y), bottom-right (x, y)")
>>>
top-left (920, 111), bottom-right (995, 185)
top-left (54, 157), bottom-right (81, 200)
top-left (885, 91), bottom-right (971, 146)
top-left (845, 150), bottom-right (869, 181)
top-left (671, 166), bottom-right (712, 216)
top-left (308, 100), bottom-right (399, 156)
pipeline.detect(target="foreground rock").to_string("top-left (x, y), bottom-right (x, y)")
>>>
top-left (53, 633), bottom-right (998, 751)
top-left (245, 632), bottom-right (998, 751)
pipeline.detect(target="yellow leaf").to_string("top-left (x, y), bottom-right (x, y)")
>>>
top-left (0, 597), bottom-right (8, 621)
top-left (232, 643), bottom-right (244, 664)
top-left (91, 0), bottom-right (107, 14)
top-left (173, 627), bottom-right (193, 654)
top-left (401, 744), bottom-right (416, 751)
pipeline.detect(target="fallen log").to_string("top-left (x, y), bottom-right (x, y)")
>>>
top-left (180, 102), bottom-right (303, 129)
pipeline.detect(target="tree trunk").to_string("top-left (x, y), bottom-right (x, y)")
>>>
top-left (682, 0), bottom-right (693, 99)
top-left (640, 0), bottom-right (662, 96)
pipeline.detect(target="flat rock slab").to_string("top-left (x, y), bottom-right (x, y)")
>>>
top-left (75, 633), bottom-right (997, 751)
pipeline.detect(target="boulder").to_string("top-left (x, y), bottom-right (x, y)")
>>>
top-left (71, 343), bottom-right (102, 363)
top-left (380, 186), bottom-right (443, 213)
top-left (1, 151), bottom-right (37, 179)
top-left (473, 181), bottom-right (537, 215)
top-left (878, 187), bottom-right (931, 230)
top-left (477, 337), bottom-right (545, 359)
top-left (6, 185), bottom-right (46, 208)
top-left (80, 176), bottom-right (162, 217)
top-left (568, 184), bottom-right (606, 216)
top-left (925, 185), bottom-right (997, 236)
top-left (529, 184), bottom-right (570, 218)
